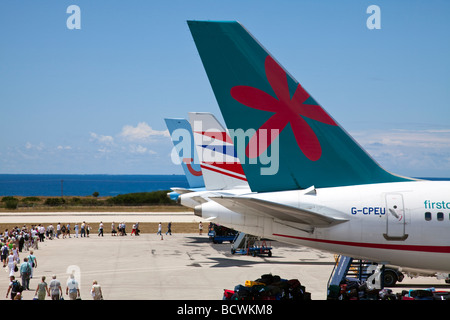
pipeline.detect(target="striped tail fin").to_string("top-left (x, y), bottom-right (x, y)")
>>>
top-left (187, 20), bottom-right (412, 192)
top-left (188, 112), bottom-right (249, 190)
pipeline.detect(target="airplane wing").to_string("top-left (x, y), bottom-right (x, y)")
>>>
top-left (210, 195), bottom-right (348, 228)
top-left (170, 188), bottom-right (195, 195)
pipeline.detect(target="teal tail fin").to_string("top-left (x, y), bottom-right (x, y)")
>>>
top-left (187, 20), bottom-right (412, 192)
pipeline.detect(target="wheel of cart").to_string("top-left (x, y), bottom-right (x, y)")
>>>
top-left (249, 240), bottom-right (272, 257)
top-left (258, 240), bottom-right (272, 257)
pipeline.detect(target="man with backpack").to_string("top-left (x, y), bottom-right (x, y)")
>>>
top-left (19, 257), bottom-right (32, 290)
top-left (6, 275), bottom-right (23, 300)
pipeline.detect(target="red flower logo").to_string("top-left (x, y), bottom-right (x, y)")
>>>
top-left (230, 55), bottom-right (337, 161)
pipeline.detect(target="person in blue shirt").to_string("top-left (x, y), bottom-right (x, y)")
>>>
top-left (19, 257), bottom-right (32, 290)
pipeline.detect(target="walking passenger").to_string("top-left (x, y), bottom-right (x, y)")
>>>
top-left (98, 222), bottom-right (104, 237)
top-left (6, 275), bottom-right (22, 300)
top-left (56, 223), bottom-right (61, 239)
top-left (6, 251), bottom-right (16, 276)
top-left (35, 276), bottom-right (50, 300)
top-left (49, 274), bottom-right (62, 300)
top-left (74, 223), bottom-right (79, 238)
top-left (157, 223), bottom-right (163, 240)
top-left (80, 221), bottom-right (86, 237)
top-left (135, 222), bottom-right (140, 236)
top-left (91, 280), bottom-right (103, 300)
top-left (27, 250), bottom-right (37, 279)
top-left (1, 243), bottom-right (9, 267)
top-left (19, 257), bottom-right (31, 290)
top-left (66, 274), bottom-right (80, 300)
top-left (61, 224), bottom-right (66, 239)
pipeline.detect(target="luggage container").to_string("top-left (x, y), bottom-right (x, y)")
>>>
top-left (208, 223), bottom-right (237, 244)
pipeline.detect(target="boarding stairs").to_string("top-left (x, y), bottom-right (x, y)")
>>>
top-left (231, 232), bottom-right (259, 252)
top-left (231, 232), bottom-right (247, 251)
top-left (327, 255), bottom-right (384, 299)
top-left (231, 232), bottom-right (259, 250)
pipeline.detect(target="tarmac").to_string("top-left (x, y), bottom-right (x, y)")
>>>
top-left (1, 211), bottom-right (448, 301)
top-left (0, 211), bottom-right (203, 224)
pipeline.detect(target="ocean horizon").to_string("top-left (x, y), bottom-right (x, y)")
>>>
top-left (0, 174), bottom-right (189, 197)
top-left (1, 174), bottom-right (449, 198)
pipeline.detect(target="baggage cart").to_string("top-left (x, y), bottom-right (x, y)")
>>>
top-left (231, 239), bottom-right (272, 257)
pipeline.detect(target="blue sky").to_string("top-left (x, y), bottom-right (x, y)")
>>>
top-left (0, 0), bottom-right (449, 177)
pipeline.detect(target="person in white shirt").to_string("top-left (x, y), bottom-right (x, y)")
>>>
top-left (157, 223), bottom-right (163, 240)
top-left (98, 222), bottom-right (104, 237)
top-left (56, 223), bottom-right (61, 239)
top-left (66, 274), bottom-right (80, 300)
top-left (91, 280), bottom-right (103, 300)
top-left (6, 251), bottom-right (16, 277)
top-left (38, 225), bottom-right (45, 242)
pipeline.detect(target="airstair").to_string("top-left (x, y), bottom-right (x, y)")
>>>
top-left (327, 255), bottom-right (385, 299)
top-left (230, 232), bottom-right (273, 256)
top-left (231, 232), bottom-right (259, 253)
top-left (231, 232), bottom-right (248, 251)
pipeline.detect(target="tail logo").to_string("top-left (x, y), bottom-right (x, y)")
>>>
top-left (230, 55), bottom-right (337, 161)
top-left (182, 158), bottom-right (203, 177)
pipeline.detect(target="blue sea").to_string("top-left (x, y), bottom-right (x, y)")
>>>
top-left (0, 175), bottom-right (448, 197)
top-left (0, 174), bottom-right (189, 197)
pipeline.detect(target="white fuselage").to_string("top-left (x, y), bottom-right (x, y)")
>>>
top-left (197, 180), bottom-right (450, 273)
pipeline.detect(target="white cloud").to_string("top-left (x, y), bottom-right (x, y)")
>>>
top-left (355, 129), bottom-right (450, 149)
top-left (119, 122), bottom-right (169, 142)
top-left (90, 132), bottom-right (114, 145)
top-left (128, 145), bottom-right (158, 155)
top-left (97, 147), bottom-right (111, 153)
top-left (25, 142), bottom-right (44, 151)
top-left (352, 128), bottom-right (450, 177)
top-left (57, 145), bottom-right (72, 150)
top-left (130, 145), bottom-right (148, 154)
top-left (87, 123), bottom-right (169, 161)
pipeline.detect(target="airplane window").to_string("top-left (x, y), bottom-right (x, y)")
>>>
top-left (437, 212), bottom-right (444, 221)
top-left (425, 212), bottom-right (432, 221)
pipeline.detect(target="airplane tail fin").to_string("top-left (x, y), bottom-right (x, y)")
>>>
top-left (188, 112), bottom-right (249, 190)
top-left (187, 20), bottom-right (412, 192)
top-left (164, 118), bottom-right (205, 188)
